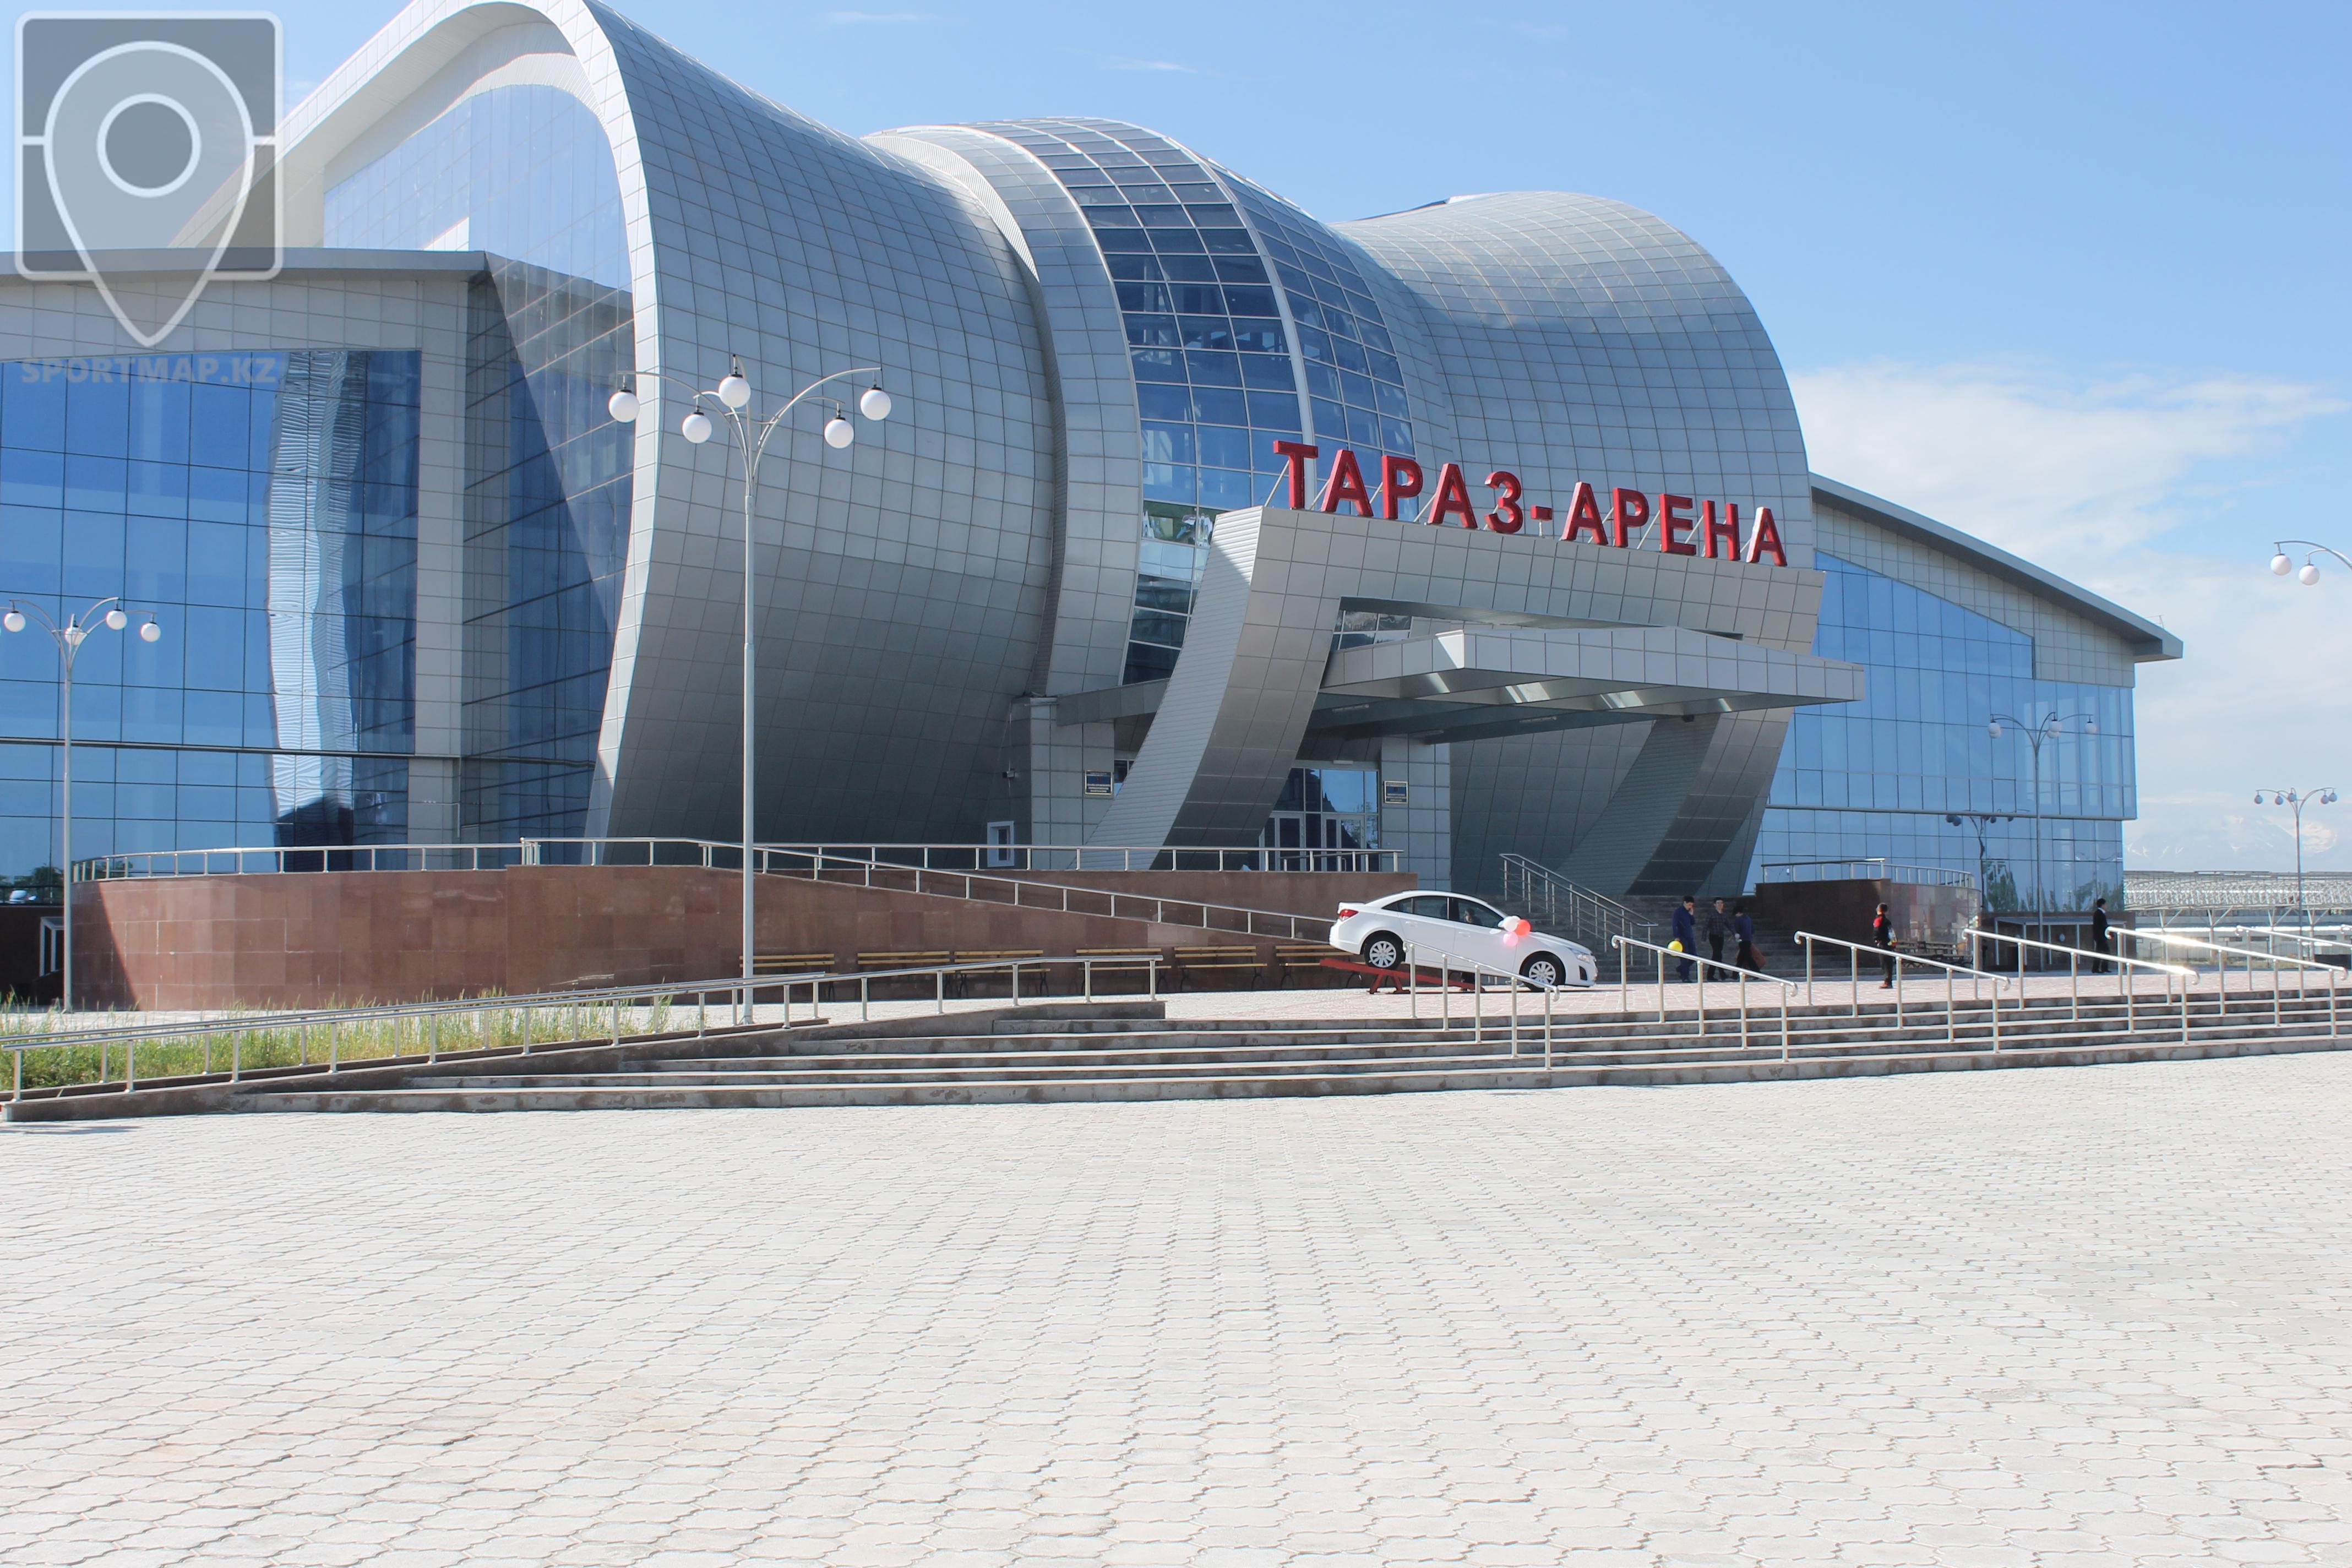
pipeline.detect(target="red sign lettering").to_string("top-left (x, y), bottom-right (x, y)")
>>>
top-left (1657, 493), bottom-right (1696, 556)
top-left (1562, 481), bottom-right (1607, 545)
top-left (1378, 455), bottom-right (1423, 520)
top-left (1704, 500), bottom-right (1740, 559)
top-left (1272, 440), bottom-right (1317, 509)
top-left (1317, 447), bottom-right (1374, 516)
top-left (1266, 440), bottom-right (1788, 568)
top-left (1484, 471), bottom-right (1524, 534)
top-left (1426, 462), bottom-right (1478, 528)
top-left (1610, 488), bottom-right (1649, 549)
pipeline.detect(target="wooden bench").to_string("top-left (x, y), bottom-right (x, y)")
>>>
top-left (754, 951), bottom-right (834, 977)
top-left (1174, 944), bottom-right (1264, 989)
top-left (1272, 943), bottom-right (1346, 987)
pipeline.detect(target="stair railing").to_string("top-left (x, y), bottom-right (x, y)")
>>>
top-left (1498, 853), bottom-right (1656, 952)
top-left (755, 848), bottom-right (1335, 941)
top-left (1792, 932), bottom-right (2018, 1046)
top-left (2119, 929), bottom-right (2341, 1037)
top-left (1608, 933), bottom-right (1799, 1060)
top-left (1394, 940), bottom-right (1568, 1069)
top-left (1964, 928), bottom-right (2198, 1045)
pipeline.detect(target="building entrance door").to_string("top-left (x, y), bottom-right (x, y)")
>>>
top-left (1259, 767), bottom-right (1379, 870)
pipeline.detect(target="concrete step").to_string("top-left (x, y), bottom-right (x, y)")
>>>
top-left (235, 1029), bottom-right (2352, 1112)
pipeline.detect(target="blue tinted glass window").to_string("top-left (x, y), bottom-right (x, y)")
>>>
top-left (0, 351), bottom-right (421, 872)
top-left (1755, 552), bottom-right (2133, 911)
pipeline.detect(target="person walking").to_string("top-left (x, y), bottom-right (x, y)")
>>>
top-left (1705, 897), bottom-right (1732, 977)
top-left (2090, 897), bottom-right (2111, 974)
top-left (1733, 901), bottom-right (1762, 972)
top-left (1672, 895), bottom-right (1697, 982)
top-left (1872, 901), bottom-right (1896, 988)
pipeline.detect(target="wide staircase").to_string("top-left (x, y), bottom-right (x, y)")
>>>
top-left (16, 984), bottom-right (2345, 1117)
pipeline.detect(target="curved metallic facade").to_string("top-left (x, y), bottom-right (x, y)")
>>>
top-left (5, 0), bottom-right (2145, 902)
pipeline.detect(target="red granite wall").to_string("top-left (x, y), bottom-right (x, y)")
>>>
top-left (71, 866), bottom-right (1414, 1011)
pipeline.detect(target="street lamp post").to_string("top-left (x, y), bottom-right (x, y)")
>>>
top-left (608, 360), bottom-right (891, 1001)
top-left (2252, 786), bottom-right (2337, 919)
top-left (2, 597), bottom-right (163, 1010)
top-left (1987, 709), bottom-right (2098, 933)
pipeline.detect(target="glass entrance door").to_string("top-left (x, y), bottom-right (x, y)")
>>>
top-left (1260, 767), bottom-right (1379, 870)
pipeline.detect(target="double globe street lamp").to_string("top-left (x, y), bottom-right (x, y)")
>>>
top-left (608, 361), bottom-right (892, 999)
top-left (2252, 786), bottom-right (2337, 918)
top-left (2269, 541), bottom-right (2352, 585)
top-left (1987, 709), bottom-right (2098, 928)
top-left (3, 597), bottom-right (162, 1010)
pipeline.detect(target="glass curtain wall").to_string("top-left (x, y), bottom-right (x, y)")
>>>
top-left (0, 351), bottom-right (419, 875)
top-left (326, 83), bottom-right (633, 841)
top-left (1753, 553), bottom-right (2135, 910)
top-left (983, 118), bottom-right (1418, 685)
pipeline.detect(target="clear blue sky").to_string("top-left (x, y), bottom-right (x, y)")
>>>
top-left (7, 1), bottom-right (2348, 866)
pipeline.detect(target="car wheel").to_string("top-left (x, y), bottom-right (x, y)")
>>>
top-left (1361, 933), bottom-right (1404, 970)
top-left (1519, 952), bottom-right (1565, 988)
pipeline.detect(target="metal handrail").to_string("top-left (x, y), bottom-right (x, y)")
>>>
top-left (74, 837), bottom-right (1406, 881)
top-left (1609, 932), bottom-right (1799, 1059)
top-left (1496, 853), bottom-right (1656, 951)
top-left (2119, 929), bottom-right (2342, 1036)
top-left (76, 843), bottom-right (530, 879)
top-left (1793, 931), bottom-right (2016, 1043)
top-left (1966, 926), bottom-right (2199, 1043)
top-left (1, 952), bottom-right (1168, 1104)
top-left (1395, 939), bottom-right (1568, 1069)
top-left (752, 848), bottom-right (1338, 941)
top-left (522, 837), bottom-right (1398, 873)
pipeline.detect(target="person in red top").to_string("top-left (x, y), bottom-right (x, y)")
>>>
top-left (1872, 902), bottom-right (1896, 989)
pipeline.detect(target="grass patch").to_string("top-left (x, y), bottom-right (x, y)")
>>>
top-left (1, 993), bottom-right (684, 1096)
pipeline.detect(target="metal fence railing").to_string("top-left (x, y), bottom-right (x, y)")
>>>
top-left (1611, 932), bottom-right (1800, 1057)
top-left (750, 850), bottom-right (1337, 940)
top-left (1760, 858), bottom-right (1979, 889)
top-left (78, 843), bottom-right (529, 879)
top-left (2126, 870), bottom-right (2352, 910)
top-left (2, 954), bottom-right (1175, 1105)
top-left (1498, 853), bottom-right (1655, 953)
top-left (72, 838), bottom-right (1403, 881)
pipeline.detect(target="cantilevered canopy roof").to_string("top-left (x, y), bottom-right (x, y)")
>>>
top-left (1811, 476), bottom-right (2183, 663)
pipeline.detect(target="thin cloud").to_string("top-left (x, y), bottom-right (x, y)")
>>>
top-left (1791, 360), bottom-right (2340, 567)
top-left (1099, 55), bottom-right (1197, 73)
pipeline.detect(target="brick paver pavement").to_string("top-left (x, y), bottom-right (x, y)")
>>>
top-left (3, 1053), bottom-right (2349, 1566)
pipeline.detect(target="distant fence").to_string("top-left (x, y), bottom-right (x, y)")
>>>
top-left (2125, 870), bottom-right (2352, 910)
top-left (1758, 859), bottom-right (1979, 890)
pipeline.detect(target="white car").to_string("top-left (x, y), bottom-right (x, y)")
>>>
top-left (1331, 891), bottom-right (1597, 988)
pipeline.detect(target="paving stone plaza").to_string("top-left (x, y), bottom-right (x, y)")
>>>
top-left (5, 1054), bottom-right (2351, 1567)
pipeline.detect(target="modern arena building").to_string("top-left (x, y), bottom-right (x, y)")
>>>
top-left (0, 0), bottom-right (2180, 915)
